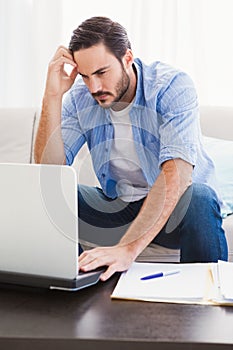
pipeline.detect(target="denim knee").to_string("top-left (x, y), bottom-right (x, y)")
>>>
top-left (163, 183), bottom-right (220, 238)
top-left (178, 183), bottom-right (228, 262)
top-left (189, 183), bottom-right (221, 213)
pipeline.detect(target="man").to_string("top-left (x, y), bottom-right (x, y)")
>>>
top-left (34, 16), bottom-right (228, 281)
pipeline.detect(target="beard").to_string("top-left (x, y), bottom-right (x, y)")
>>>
top-left (111, 67), bottom-right (130, 106)
top-left (92, 66), bottom-right (130, 109)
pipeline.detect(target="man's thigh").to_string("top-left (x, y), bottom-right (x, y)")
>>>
top-left (78, 185), bottom-right (144, 246)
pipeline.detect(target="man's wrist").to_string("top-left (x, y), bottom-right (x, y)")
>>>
top-left (43, 92), bottom-right (63, 104)
top-left (118, 240), bottom-right (142, 261)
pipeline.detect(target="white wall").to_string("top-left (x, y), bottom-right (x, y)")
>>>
top-left (1, 0), bottom-right (233, 107)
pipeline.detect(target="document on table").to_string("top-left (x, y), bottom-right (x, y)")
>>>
top-left (111, 261), bottom-right (233, 305)
top-left (211, 260), bottom-right (233, 304)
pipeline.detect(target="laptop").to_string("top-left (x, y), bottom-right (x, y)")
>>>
top-left (0, 163), bottom-right (104, 291)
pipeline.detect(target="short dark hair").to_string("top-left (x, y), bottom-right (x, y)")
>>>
top-left (69, 16), bottom-right (131, 62)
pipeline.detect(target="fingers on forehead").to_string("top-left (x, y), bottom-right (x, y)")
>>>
top-left (54, 46), bottom-right (73, 59)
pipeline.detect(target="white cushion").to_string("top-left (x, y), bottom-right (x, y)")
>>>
top-left (0, 108), bottom-right (36, 163)
top-left (200, 106), bottom-right (233, 140)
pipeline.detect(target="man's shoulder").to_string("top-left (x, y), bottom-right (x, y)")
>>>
top-left (134, 58), bottom-right (195, 104)
top-left (135, 58), bottom-right (187, 84)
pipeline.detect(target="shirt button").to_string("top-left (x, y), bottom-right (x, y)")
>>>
top-left (102, 173), bottom-right (106, 178)
top-left (105, 148), bottom-right (108, 152)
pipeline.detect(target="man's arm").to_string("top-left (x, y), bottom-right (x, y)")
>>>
top-left (79, 158), bottom-right (193, 280)
top-left (34, 46), bottom-right (78, 164)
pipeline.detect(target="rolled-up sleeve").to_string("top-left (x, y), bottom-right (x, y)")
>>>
top-left (61, 92), bottom-right (86, 165)
top-left (157, 72), bottom-right (199, 167)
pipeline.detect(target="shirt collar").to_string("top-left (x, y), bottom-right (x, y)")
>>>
top-left (133, 58), bottom-right (145, 107)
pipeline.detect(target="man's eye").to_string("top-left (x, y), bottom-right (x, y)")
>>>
top-left (81, 75), bottom-right (88, 80)
top-left (98, 71), bottom-right (106, 75)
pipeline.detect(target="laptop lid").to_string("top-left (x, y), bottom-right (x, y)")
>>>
top-left (0, 163), bottom-right (79, 281)
top-left (0, 163), bottom-right (104, 291)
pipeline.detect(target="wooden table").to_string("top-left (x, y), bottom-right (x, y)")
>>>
top-left (0, 274), bottom-right (233, 350)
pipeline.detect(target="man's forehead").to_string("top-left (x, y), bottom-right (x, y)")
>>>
top-left (73, 44), bottom-right (117, 73)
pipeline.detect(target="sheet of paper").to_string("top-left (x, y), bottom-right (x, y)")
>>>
top-left (218, 260), bottom-right (233, 300)
top-left (111, 262), bottom-right (209, 302)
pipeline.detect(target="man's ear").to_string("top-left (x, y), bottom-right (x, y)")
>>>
top-left (122, 49), bottom-right (134, 68)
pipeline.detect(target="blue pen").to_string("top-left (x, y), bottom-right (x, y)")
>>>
top-left (140, 269), bottom-right (181, 281)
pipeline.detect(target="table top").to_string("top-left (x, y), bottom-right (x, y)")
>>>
top-left (0, 274), bottom-right (233, 350)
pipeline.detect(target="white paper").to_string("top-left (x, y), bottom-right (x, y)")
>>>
top-left (112, 262), bottom-right (209, 302)
top-left (218, 260), bottom-right (233, 300)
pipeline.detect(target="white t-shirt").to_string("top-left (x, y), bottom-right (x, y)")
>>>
top-left (109, 102), bottom-right (150, 202)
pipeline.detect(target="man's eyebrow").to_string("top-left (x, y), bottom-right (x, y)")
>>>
top-left (92, 66), bottom-right (110, 75)
top-left (79, 66), bottom-right (110, 77)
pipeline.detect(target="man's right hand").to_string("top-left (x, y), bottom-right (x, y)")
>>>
top-left (45, 46), bottom-right (78, 98)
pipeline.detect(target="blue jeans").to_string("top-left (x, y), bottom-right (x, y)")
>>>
top-left (78, 183), bottom-right (228, 262)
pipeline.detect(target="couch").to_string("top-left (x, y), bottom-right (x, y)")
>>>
top-left (0, 106), bottom-right (232, 262)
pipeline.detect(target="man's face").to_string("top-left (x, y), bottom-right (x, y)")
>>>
top-left (73, 43), bottom-right (130, 109)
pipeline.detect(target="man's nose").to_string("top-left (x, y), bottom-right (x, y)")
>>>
top-left (89, 77), bottom-right (102, 94)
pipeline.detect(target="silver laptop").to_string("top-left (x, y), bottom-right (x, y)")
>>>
top-left (0, 163), bottom-right (103, 291)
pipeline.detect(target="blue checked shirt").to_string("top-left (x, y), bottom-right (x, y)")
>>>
top-left (61, 58), bottom-right (218, 201)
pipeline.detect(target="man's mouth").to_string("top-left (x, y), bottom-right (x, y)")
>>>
top-left (92, 92), bottom-right (112, 100)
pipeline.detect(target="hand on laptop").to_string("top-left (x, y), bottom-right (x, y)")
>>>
top-left (78, 244), bottom-right (135, 281)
